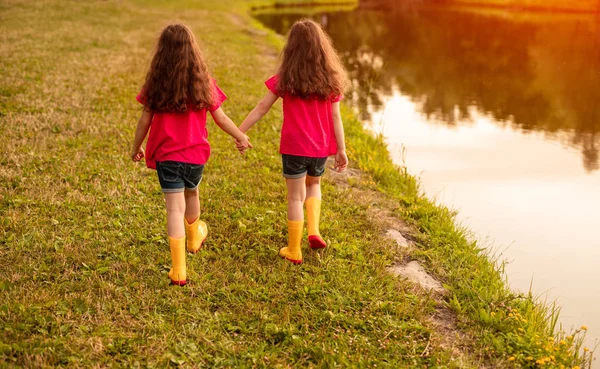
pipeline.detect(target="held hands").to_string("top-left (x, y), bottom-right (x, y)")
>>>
top-left (131, 147), bottom-right (145, 162)
top-left (235, 134), bottom-right (253, 155)
top-left (335, 150), bottom-right (348, 172)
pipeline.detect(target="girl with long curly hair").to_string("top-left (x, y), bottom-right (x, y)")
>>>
top-left (131, 23), bottom-right (251, 286)
top-left (238, 19), bottom-right (349, 265)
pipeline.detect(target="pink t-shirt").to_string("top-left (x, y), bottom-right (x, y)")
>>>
top-left (265, 75), bottom-right (342, 158)
top-left (136, 80), bottom-right (226, 169)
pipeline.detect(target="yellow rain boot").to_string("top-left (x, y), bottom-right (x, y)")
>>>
top-left (306, 197), bottom-right (326, 249)
top-left (185, 217), bottom-right (208, 253)
top-left (168, 237), bottom-right (187, 286)
top-left (279, 220), bottom-right (303, 265)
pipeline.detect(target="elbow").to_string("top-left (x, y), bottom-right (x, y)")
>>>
top-left (139, 116), bottom-right (153, 129)
top-left (138, 119), bottom-right (151, 130)
top-left (256, 101), bottom-right (271, 116)
top-left (332, 111), bottom-right (342, 122)
top-left (211, 112), bottom-right (227, 127)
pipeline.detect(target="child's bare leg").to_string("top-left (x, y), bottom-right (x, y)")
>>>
top-left (305, 175), bottom-right (321, 199)
top-left (165, 192), bottom-right (186, 238)
top-left (280, 177), bottom-right (306, 264)
top-left (184, 188), bottom-right (200, 223)
top-left (287, 177), bottom-right (306, 221)
top-left (305, 176), bottom-right (326, 249)
top-left (164, 192), bottom-right (187, 285)
top-left (183, 188), bottom-right (207, 253)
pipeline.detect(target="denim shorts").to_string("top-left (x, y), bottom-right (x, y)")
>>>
top-left (281, 154), bottom-right (328, 179)
top-left (156, 161), bottom-right (204, 193)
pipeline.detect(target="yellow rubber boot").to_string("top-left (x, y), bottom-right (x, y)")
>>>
top-left (168, 237), bottom-right (187, 286)
top-left (185, 216), bottom-right (208, 253)
top-left (279, 220), bottom-right (303, 264)
top-left (306, 197), bottom-right (326, 249)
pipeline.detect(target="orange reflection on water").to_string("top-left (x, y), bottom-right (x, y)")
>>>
top-left (372, 92), bottom-right (600, 348)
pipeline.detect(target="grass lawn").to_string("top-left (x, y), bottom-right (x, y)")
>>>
top-left (0, 0), bottom-right (593, 367)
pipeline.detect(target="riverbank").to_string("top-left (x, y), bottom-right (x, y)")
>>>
top-left (0, 0), bottom-right (592, 367)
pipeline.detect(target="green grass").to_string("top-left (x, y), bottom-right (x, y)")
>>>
top-left (254, 0), bottom-right (357, 5)
top-left (0, 0), bottom-right (594, 368)
top-left (250, 0), bottom-right (358, 15)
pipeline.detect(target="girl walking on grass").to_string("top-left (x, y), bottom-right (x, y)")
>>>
top-left (238, 19), bottom-right (348, 265)
top-left (131, 24), bottom-right (251, 286)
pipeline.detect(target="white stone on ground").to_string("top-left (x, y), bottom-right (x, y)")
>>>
top-left (387, 261), bottom-right (445, 293)
top-left (386, 229), bottom-right (409, 248)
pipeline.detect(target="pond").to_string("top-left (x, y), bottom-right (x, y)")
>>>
top-left (255, 3), bottom-right (600, 355)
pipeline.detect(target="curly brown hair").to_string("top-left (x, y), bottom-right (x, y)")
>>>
top-left (141, 24), bottom-right (213, 112)
top-left (277, 19), bottom-right (348, 100)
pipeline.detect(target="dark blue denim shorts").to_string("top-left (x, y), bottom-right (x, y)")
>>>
top-left (156, 161), bottom-right (204, 193)
top-left (281, 154), bottom-right (328, 179)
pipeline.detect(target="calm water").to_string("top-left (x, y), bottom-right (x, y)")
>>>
top-left (256, 5), bottom-right (600, 356)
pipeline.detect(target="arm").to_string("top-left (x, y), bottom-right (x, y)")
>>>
top-left (131, 109), bottom-right (153, 162)
top-left (210, 107), bottom-right (247, 142)
top-left (238, 91), bottom-right (279, 133)
top-left (332, 102), bottom-right (348, 172)
top-left (210, 107), bottom-right (252, 152)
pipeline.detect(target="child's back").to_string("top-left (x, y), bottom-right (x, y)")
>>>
top-left (265, 74), bottom-right (341, 158)
top-left (136, 81), bottom-right (226, 169)
top-left (131, 23), bottom-right (251, 286)
top-left (239, 19), bottom-right (349, 265)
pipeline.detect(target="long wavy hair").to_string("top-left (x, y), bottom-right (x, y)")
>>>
top-left (142, 24), bottom-right (213, 112)
top-left (277, 19), bottom-right (348, 100)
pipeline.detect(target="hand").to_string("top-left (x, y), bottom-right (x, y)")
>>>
top-left (235, 135), bottom-right (253, 155)
top-left (131, 147), bottom-right (145, 162)
top-left (334, 150), bottom-right (348, 172)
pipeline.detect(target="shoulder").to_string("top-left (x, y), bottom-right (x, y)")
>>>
top-left (208, 77), bottom-right (227, 112)
top-left (266, 74), bottom-right (279, 84)
top-left (330, 93), bottom-right (343, 103)
top-left (136, 88), bottom-right (147, 105)
top-left (209, 77), bottom-right (220, 91)
top-left (265, 74), bottom-right (281, 96)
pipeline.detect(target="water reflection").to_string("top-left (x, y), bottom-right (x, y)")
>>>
top-left (255, 9), bottom-right (600, 171)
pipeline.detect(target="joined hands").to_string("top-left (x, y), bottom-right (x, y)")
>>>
top-left (235, 134), bottom-right (253, 155)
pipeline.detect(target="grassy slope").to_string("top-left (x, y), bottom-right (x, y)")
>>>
top-left (0, 0), bottom-right (592, 368)
top-left (0, 1), bottom-right (454, 367)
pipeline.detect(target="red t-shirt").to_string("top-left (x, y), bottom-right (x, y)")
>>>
top-left (136, 80), bottom-right (226, 169)
top-left (265, 75), bottom-right (342, 158)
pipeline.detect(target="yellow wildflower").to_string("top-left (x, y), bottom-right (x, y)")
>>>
top-left (584, 347), bottom-right (589, 352)
top-left (508, 356), bottom-right (515, 361)
top-left (581, 326), bottom-right (588, 331)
